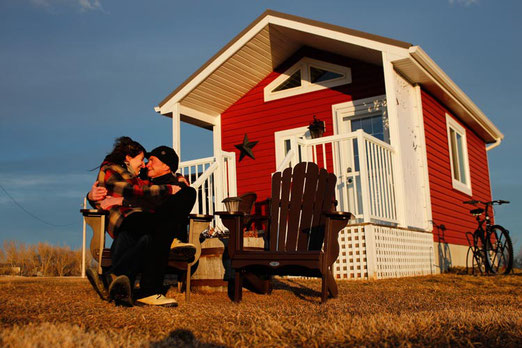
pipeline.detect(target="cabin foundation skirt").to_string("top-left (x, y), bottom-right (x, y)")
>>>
top-left (334, 223), bottom-right (434, 280)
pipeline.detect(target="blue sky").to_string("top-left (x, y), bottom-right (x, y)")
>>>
top-left (1, 0), bottom-right (520, 254)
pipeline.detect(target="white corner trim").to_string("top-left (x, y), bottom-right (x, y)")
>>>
top-left (413, 85), bottom-right (433, 232)
top-left (382, 52), bottom-right (406, 228)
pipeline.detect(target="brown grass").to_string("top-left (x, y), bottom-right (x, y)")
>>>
top-left (0, 273), bottom-right (521, 347)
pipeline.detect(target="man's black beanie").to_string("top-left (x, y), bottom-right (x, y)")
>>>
top-left (146, 146), bottom-right (179, 173)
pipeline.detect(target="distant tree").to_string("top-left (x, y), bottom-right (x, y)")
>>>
top-left (37, 242), bottom-right (55, 276)
top-left (0, 240), bottom-right (83, 276)
top-left (514, 245), bottom-right (522, 269)
top-left (53, 245), bottom-right (79, 276)
top-left (20, 243), bottom-right (39, 276)
top-left (3, 241), bottom-right (18, 267)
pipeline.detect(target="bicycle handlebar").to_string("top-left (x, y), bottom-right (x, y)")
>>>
top-left (463, 199), bottom-right (510, 206)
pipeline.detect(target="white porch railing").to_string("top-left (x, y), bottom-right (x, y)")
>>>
top-left (278, 130), bottom-right (398, 224)
top-left (179, 151), bottom-right (237, 215)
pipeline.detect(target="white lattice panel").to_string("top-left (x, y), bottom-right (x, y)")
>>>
top-left (333, 225), bottom-right (368, 279)
top-left (333, 224), bottom-right (434, 280)
top-left (372, 225), bottom-right (434, 279)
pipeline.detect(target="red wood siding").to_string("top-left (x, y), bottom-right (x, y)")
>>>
top-left (422, 91), bottom-right (492, 245)
top-left (221, 49), bottom-right (385, 202)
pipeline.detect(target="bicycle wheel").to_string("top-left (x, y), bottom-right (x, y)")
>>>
top-left (466, 246), bottom-right (477, 275)
top-left (485, 225), bottom-right (513, 275)
top-left (473, 231), bottom-right (487, 274)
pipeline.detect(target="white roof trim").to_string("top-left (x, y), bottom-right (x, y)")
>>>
top-left (268, 16), bottom-right (408, 57)
top-left (406, 46), bottom-right (503, 142)
top-left (157, 14), bottom-right (410, 116)
top-left (158, 16), bottom-right (271, 115)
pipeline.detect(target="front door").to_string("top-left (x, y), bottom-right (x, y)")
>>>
top-left (333, 96), bottom-right (389, 221)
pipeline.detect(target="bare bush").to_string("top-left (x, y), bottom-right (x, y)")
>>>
top-left (0, 241), bottom-right (82, 277)
top-left (515, 244), bottom-right (522, 269)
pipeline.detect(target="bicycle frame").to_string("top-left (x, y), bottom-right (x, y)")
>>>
top-left (464, 199), bottom-right (511, 275)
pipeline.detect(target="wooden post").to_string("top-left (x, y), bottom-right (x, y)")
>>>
top-left (172, 103), bottom-right (181, 158)
top-left (81, 198), bottom-right (87, 278)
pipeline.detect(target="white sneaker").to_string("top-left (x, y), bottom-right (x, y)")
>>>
top-left (170, 238), bottom-right (196, 260)
top-left (135, 294), bottom-right (178, 307)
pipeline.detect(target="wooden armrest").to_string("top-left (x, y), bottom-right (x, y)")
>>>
top-left (189, 214), bottom-right (214, 222)
top-left (323, 211), bottom-right (353, 220)
top-left (80, 209), bottom-right (108, 217)
top-left (215, 211), bottom-right (247, 217)
top-left (249, 215), bottom-right (269, 222)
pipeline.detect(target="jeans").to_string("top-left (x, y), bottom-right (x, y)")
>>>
top-left (109, 186), bottom-right (197, 297)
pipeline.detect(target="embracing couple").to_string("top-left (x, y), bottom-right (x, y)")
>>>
top-left (86, 136), bottom-right (196, 307)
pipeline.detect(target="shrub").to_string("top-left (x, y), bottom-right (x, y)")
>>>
top-left (0, 241), bottom-right (83, 276)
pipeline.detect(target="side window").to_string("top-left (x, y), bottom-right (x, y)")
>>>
top-left (446, 114), bottom-right (471, 195)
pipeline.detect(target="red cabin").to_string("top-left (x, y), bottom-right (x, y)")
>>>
top-left (154, 10), bottom-right (503, 279)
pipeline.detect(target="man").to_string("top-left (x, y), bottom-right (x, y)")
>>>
top-left (87, 146), bottom-right (196, 307)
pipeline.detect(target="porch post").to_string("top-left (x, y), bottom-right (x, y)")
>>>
top-left (357, 130), bottom-right (372, 223)
top-left (365, 224), bottom-right (378, 279)
top-left (382, 52), bottom-right (406, 227)
top-left (213, 116), bottom-right (225, 210)
top-left (172, 103), bottom-right (181, 160)
top-left (81, 198), bottom-right (87, 278)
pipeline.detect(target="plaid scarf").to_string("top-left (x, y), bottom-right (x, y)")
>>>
top-left (95, 162), bottom-right (173, 238)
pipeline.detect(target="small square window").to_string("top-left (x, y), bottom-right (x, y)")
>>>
top-left (446, 114), bottom-right (472, 195)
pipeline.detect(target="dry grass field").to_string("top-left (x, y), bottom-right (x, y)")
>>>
top-left (0, 272), bottom-right (521, 347)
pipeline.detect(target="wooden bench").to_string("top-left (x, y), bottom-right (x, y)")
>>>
top-left (81, 210), bottom-right (213, 302)
top-left (217, 162), bottom-right (352, 303)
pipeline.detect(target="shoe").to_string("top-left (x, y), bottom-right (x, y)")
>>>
top-left (170, 238), bottom-right (196, 260)
top-left (86, 268), bottom-right (108, 301)
top-left (108, 275), bottom-right (133, 307)
top-left (135, 294), bottom-right (178, 307)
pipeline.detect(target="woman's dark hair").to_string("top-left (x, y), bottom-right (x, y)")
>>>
top-left (103, 136), bottom-right (146, 165)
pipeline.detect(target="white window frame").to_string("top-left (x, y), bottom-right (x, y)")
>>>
top-left (274, 126), bottom-right (311, 168)
top-left (446, 114), bottom-right (472, 196)
top-left (264, 57), bottom-right (352, 102)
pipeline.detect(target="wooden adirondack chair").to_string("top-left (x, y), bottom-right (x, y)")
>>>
top-left (217, 162), bottom-right (352, 303)
top-left (80, 210), bottom-right (213, 302)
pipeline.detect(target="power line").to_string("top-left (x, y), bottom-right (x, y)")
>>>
top-left (0, 183), bottom-right (76, 228)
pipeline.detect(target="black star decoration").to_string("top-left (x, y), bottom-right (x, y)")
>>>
top-left (234, 134), bottom-right (258, 161)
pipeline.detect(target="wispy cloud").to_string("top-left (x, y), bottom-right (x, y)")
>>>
top-left (29, 0), bottom-right (105, 13)
top-left (448, 0), bottom-right (479, 6)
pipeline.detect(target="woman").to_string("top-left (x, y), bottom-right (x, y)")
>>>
top-left (87, 136), bottom-right (179, 307)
